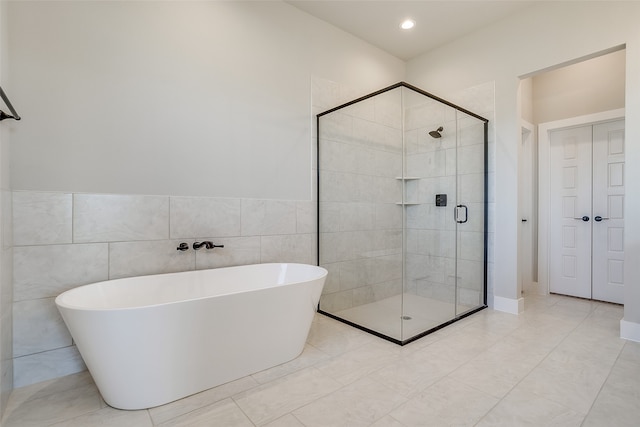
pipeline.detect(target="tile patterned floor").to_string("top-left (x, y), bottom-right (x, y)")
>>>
top-left (334, 293), bottom-right (473, 340)
top-left (3, 294), bottom-right (639, 426)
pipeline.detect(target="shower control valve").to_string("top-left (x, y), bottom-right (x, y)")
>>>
top-left (176, 242), bottom-right (189, 251)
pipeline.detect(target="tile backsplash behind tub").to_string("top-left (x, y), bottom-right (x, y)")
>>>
top-left (11, 191), bottom-right (316, 387)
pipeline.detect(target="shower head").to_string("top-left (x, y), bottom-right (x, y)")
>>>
top-left (429, 126), bottom-right (443, 139)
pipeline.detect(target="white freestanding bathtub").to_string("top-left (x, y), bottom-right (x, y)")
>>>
top-left (55, 263), bottom-right (327, 410)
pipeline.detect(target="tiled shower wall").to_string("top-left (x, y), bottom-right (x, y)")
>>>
top-left (405, 82), bottom-right (496, 308)
top-left (12, 191), bottom-right (316, 387)
top-left (317, 87), bottom-right (404, 312)
top-left (404, 102), bottom-right (487, 308)
top-left (403, 97), bottom-right (459, 302)
top-left (447, 83), bottom-right (496, 305)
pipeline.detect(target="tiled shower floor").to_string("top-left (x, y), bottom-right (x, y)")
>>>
top-left (2, 294), bottom-right (639, 426)
top-left (334, 293), bottom-right (474, 340)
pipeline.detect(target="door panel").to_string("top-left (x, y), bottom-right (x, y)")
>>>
top-left (519, 125), bottom-right (534, 294)
top-left (455, 111), bottom-right (485, 315)
top-left (549, 126), bottom-right (592, 299)
top-left (592, 120), bottom-right (625, 304)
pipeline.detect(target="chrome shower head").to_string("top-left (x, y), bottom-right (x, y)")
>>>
top-left (429, 126), bottom-right (443, 139)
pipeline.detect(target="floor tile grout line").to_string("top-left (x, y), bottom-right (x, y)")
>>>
top-left (216, 398), bottom-right (256, 427)
top-left (486, 298), bottom-right (610, 423)
top-left (440, 329), bottom-right (522, 427)
top-left (579, 340), bottom-right (628, 427)
top-left (468, 298), bottom-right (597, 425)
top-left (231, 365), bottom-right (346, 426)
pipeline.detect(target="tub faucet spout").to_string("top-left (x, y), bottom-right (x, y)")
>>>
top-left (193, 241), bottom-right (224, 250)
top-left (193, 241), bottom-right (212, 250)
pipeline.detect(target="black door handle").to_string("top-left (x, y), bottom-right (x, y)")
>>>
top-left (573, 216), bottom-right (589, 222)
top-left (455, 205), bottom-right (468, 224)
top-left (594, 216), bottom-right (609, 222)
top-left (521, 218), bottom-right (527, 222)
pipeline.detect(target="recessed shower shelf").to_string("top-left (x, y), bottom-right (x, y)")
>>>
top-left (396, 202), bottom-right (420, 206)
top-left (395, 176), bottom-right (420, 181)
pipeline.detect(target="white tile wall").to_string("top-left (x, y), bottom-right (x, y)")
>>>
top-left (12, 190), bottom-right (317, 387)
top-left (458, 143), bottom-right (486, 175)
top-left (13, 192), bottom-right (72, 246)
top-left (374, 89), bottom-right (403, 129)
top-left (109, 240), bottom-right (196, 280)
top-left (260, 234), bottom-right (314, 264)
top-left (319, 112), bottom-right (353, 143)
top-left (13, 298), bottom-right (72, 357)
top-left (406, 98), bottom-right (448, 130)
top-left (241, 199), bottom-right (297, 236)
top-left (170, 197), bottom-right (241, 238)
top-left (339, 258), bottom-right (376, 291)
top-left (0, 188), bottom-right (13, 417)
top-left (13, 345), bottom-right (86, 388)
top-left (0, 307), bottom-right (12, 413)
top-left (319, 264), bottom-right (339, 295)
top-left (74, 194), bottom-right (169, 242)
top-left (296, 201), bottom-right (316, 234)
top-left (195, 236), bottom-right (260, 270)
top-left (13, 243), bottom-right (108, 301)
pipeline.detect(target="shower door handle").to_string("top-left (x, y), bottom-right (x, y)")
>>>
top-left (455, 205), bottom-right (468, 224)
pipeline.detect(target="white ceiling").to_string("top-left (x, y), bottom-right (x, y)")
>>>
top-left (286, 1), bottom-right (537, 61)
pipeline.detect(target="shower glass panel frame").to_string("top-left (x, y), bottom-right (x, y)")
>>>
top-left (317, 82), bottom-right (488, 345)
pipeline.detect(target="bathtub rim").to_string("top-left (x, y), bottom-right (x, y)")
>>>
top-left (55, 262), bottom-right (328, 312)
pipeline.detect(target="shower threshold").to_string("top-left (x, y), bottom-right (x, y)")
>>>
top-left (322, 293), bottom-right (485, 345)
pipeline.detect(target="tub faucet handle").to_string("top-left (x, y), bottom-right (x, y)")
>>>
top-left (176, 243), bottom-right (189, 251)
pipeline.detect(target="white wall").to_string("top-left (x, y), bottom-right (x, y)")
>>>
top-left (0, 0), bottom-right (13, 417)
top-left (407, 1), bottom-right (640, 334)
top-left (8, 0), bottom-right (404, 199)
top-left (520, 78), bottom-right (533, 124)
top-left (533, 49), bottom-right (625, 124)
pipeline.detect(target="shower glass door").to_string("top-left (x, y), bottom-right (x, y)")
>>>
top-left (401, 89), bottom-right (458, 339)
top-left (455, 111), bottom-right (487, 317)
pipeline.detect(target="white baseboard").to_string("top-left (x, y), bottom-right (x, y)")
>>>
top-left (486, 292), bottom-right (494, 309)
top-left (493, 295), bottom-right (524, 314)
top-left (620, 319), bottom-right (640, 342)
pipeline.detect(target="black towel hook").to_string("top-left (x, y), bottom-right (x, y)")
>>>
top-left (0, 85), bottom-right (20, 121)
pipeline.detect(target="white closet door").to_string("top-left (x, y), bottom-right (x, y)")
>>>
top-left (519, 125), bottom-right (535, 293)
top-left (549, 125), bottom-right (593, 299)
top-left (592, 120), bottom-right (625, 304)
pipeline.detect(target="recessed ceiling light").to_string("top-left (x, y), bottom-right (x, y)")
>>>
top-left (400, 19), bottom-right (415, 30)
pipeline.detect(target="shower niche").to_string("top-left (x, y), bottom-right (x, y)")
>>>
top-left (317, 82), bottom-right (488, 345)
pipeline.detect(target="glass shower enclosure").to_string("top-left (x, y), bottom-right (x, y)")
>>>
top-left (317, 82), bottom-right (488, 345)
